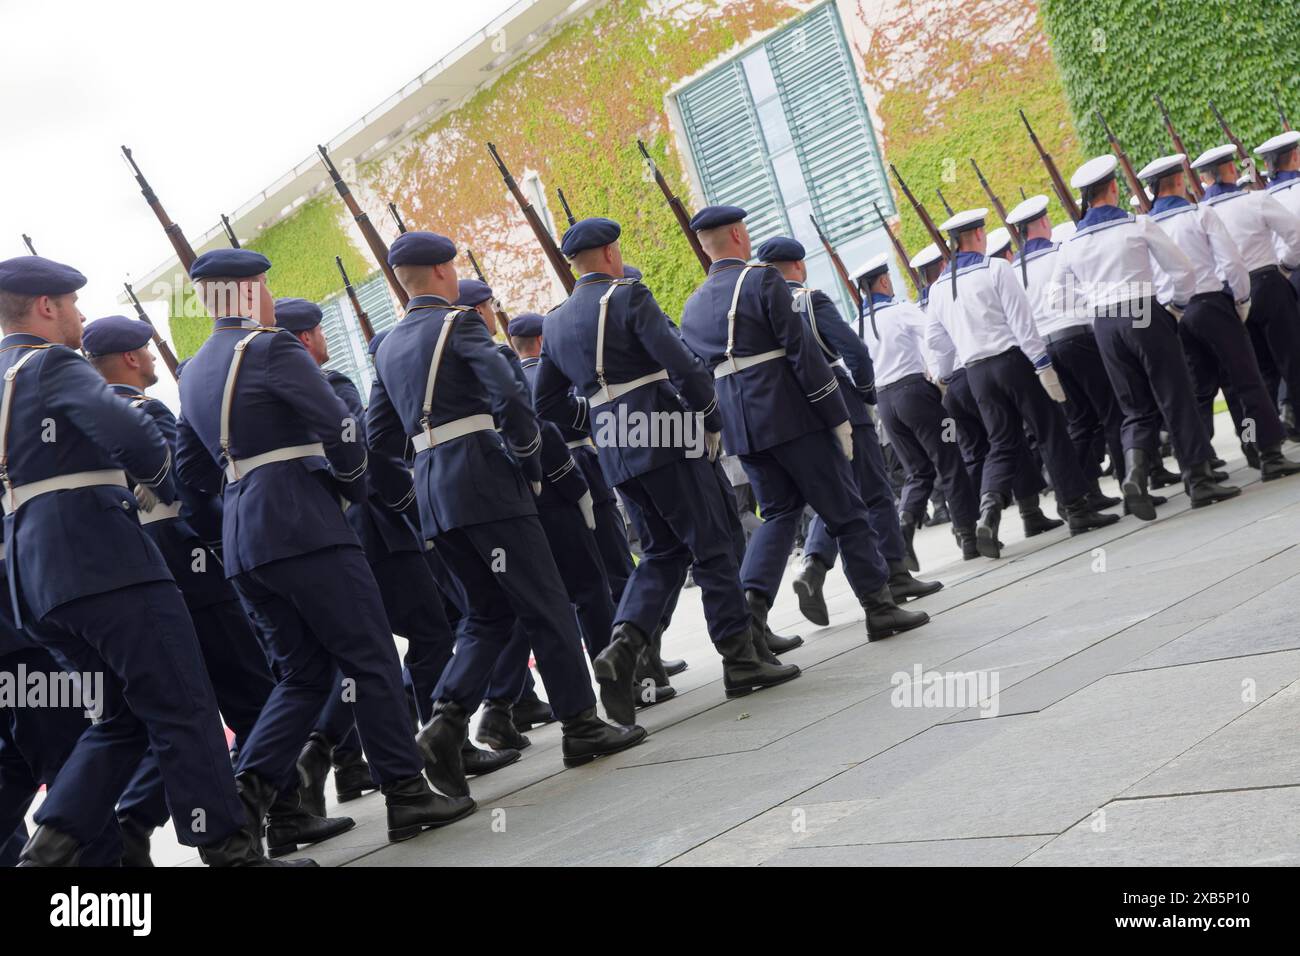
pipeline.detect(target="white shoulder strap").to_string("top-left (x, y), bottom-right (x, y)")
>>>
top-left (595, 279), bottom-right (636, 397)
top-left (723, 265), bottom-right (761, 372)
top-left (419, 307), bottom-right (475, 438)
top-left (220, 328), bottom-right (280, 473)
top-left (0, 347), bottom-right (54, 503)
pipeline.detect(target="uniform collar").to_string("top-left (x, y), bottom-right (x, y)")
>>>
top-left (108, 382), bottom-right (147, 395)
top-left (212, 315), bottom-right (258, 331)
top-left (1273, 169), bottom-right (1300, 183)
top-left (708, 258), bottom-right (748, 275)
top-left (0, 332), bottom-right (52, 349)
top-left (1202, 181), bottom-right (1240, 200)
top-left (870, 291), bottom-right (893, 305)
top-left (1078, 203), bottom-right (1129, 228)
top-left (575, 272), bottom-right (617, 288)
top-left (1151, 195), bottom-right (1192, 215)
top-left (405, 293), bottom-right (451, 312)
top-left (940, 251), bottom-right (985, 275)
top-left (1022, 237), bottom-right (1055, 254)
top-left (520, 355), bottom-right (541, 367)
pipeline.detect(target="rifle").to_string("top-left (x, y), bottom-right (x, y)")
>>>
top-left (486, 142), bottom-right (575, 293)
top-left (220, 214), bottom-right (240, 248)
top-left (556, 188), bottom-right (577, 227)
top-left (1018, 110), bottom-right (1081, 222)
top-left (809, 214), bottom-right (863, 309)
top-left (1095, 110), bottom-right (1151, 213)
top-left (1208, 100), bottom-right (1265, 190)
top-left (636, 139), bottom-right (711, 275)
top-left (890, 165), bottom-right (951, 258)
top-left (1153, 94), bottom-right (1204, 199)
top-left (1277, 92), bottom-right (1293, 132)
top-left (388, 202), bottom-right (407, 234)
top-left (466, 248), bottom-right (513, 341)
top-left (970, 159), bottom-right (1023, 249)
top-left (124, 282), bottom-right (180, 379)
top-left (870, 202), bottom-right (921, 292)
top-left (21, 234), bottom-right (36, 255)
top-left (335, 256), bottom-right (375, 344)
top-left (935, 187), bottom-right (955, 217)
top-left (121, 145), bottom-right (198, 269)
top-left (317, 144), bottom-right (408, 306)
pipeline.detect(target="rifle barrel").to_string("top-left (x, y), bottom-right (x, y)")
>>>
top-left (465, 249), bottom-right (513, 340)
top-left (221, 214), bottom-right (240, 249)
top-left (1018, 111), bottom-right (1081, 222)
top-left (890, 165), bottom-right (951, 258)
top-left (121, 145), bottom-right (198, 268)
top-left (556, 188), bottom-right (576, 227)
top-left (335, 256), bottom-right (375, 343)
top-left (810, 214), bottom-right (863, 308)
top-left (870, 202), bottom-right (921, 292)
top-left (388, 202), bottom-right (407, 234)
top-left (123, 282), bottom-right (179, 379)
top-left (636, 139), bottom-right (711, 274)
top-left (1208, 100), bottom-right (1265, 190)
top-left (970, 159), bottom-right (1022, 249)
top-left (1154, 95), bottom-right (1204, 200)
top-left (487, 142), bottom-right (575, 293)
top-left (1096, 110), bottom-right (1151, 213)
top-left (21, 234), bottom-right (36, 256)
top-left (317, 144), bottom-right (409, 306)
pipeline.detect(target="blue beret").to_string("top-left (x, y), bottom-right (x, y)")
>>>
top-left (622, 265), bottom-right (643, 280)
top-left (507, 312), bottom-right (545, 337)
top-left (387, 231), bottom-right (456, 268)
top-left (82, 315), bottom-right (153, 356)
top-left (689, 205), bottom-right (746, 231)
top-left (755, 236), bottom-right (806, 263)
top-left (0, 256), bottom-right (87, 296)
top-left (188, 248), bottom-right (271, 281)
top-left (274, 297), bottom-right (323, 333)
top-left (455, 279), bottom-right (493, 307)
top-left (560, 217), bottom-right (620, 257)
top-left (368, 328), bottom-right (390, 357)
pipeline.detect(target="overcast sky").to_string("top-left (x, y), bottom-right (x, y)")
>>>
top-left (0, 0), bottom-right (522, 406)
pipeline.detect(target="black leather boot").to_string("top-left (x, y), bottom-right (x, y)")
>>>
top-left (1084, 481), bottom-right (1122, 512)
top-left (898, 510), bottom-right (920, 571)
top-left (415, 700), bottom-right (471, 798)
top-left (198, 827), bottom-right (317, 867)
top-left (1149, 459), bottom-right (1181, 489)
top-left (296, 732), bottom-right (332, 818)
top-left (1064, 495), bottom-right (1121, 535)
top-left (975, 492), bottom-right (1004, 558)
top-left (955, 526), bottom-right (980, 560)
top-left (924, 502), bottom-right (951, 526)
top-left (887, 559), bottom-right (943, 601)
top-left (661, 655), bottom-right (688, 677)
top-left (477, 698), bottom-right (532, 751)
top-left (791, 553), bottom-right (830, 626)
top-left (632, 627), bottom-right (677, 709)
top-left (560, 708), bottom-right (647, 767)
top-left (1184, 461), bottom-right (1241, 508)
top-left (716, 625), bottom-right (801, 698)
top-left (864, 585), bottom-right (929, 641)
top-left (383, 775), bottom-right (476, 842)
top-left (235, 770), bottom-right (280, 839)
top-left (461, 735), bottom-right (521, 776)
top-left (332, 747), bottom-right (376, 804)
top-left (745, 589), bottom-right (803, 654)
top-left (17, 824), bottom-right (83, 866)
top-left (1121, 447), bottom-right (1156, 521)
top-left (1242, 440), bottom-right (1261, 470)
top-left (266, 790), bottom-right (356, 858)
top-left (511, 690), bottom-right (555, 731)
top-left (592, 621), bottom-right (649, 726)
top-left (1258, 443), bottom-right (1300, 481)
top-left (1019, 494), bottom-right (1064, 536)
top-left (117, 812), bottom-right (155, 867)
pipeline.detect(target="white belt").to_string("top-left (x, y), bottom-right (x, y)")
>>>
top-left (2, 469), bottom-right (128, 515)
top-left (225, 443), bottom-right (325, 482)
top-left (565, 438), bottom-right (594, 450)
top-left (138, 500), bottom-right (183, 525)
top-left (714, 348), bottom-right (787, 379)
top-left (588, 369), bottom-right (669, 408)
top-left (410, 414), bottom-right (496, 453)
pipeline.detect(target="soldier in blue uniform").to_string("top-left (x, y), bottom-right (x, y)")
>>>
top-left (366, 232), bottom-right (643, 796)
top-left (753, 237), bottom-right (941, 628)
top-left (677, 207), bottom-right (928, 643)
top-left (271, 299), bottom-right (519, 810)
top-left (0, 255), bottom-right (281, 865)
top-left (175, 249), bottom-right (474, 844)
top-left (533, 217), bottom-right (799, 720)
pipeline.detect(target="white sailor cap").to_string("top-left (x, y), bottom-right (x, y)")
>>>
top-left (1051, 220), bottom-right (1076, 243)
top-left (1255, 130), bottom-right (1300, 157)
top-left (1070, 155), bottom-right (1117, 190)
top-left (986, 227), bottom-right (1012, 256)
top-left (1005, 194), bottom-right (1049, 227)
top-left (908, 243), bottom-right (943, 270)
top-left (1190, 144), bottom-right (1237, 170)
top-left (1136, 153), bottom-right (1185, 182)
top-left (939, 207), bottom-right (988, 234)
top-left (849, 251), bottom-right (890, 283)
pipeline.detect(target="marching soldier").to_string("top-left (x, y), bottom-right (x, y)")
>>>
top-left (1257, 130), bottom-right (1300, 298)
top-left (0, 255), bottom-right (278, 866)
top-left (1135, 155), bottom-right (1300, 481)
top-left (365, 231), bottom-right (642, 794)
top-left (1050, 158), bottom-right (1239, 514)
top-left (175, 249), bottom-right (474, 843)
top-left (753, 236), bottom-right (941, 628)
top-left (925, 207), bottom-right (1119, 556)
top-left (677, 207), bottom-right (928, 641)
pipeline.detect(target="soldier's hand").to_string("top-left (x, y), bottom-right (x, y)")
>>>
top-left (531, 481), bottom-right (543, 497)
top-left (834, 421), bottom-right (854, 461)
top-left (133, 484), bottom-right (159, 513)
top-left (1236, 299), bottom-right (1251, 323)
top-left (1166, 303), bottom-right (1185, 321)
top-left (705, 430), bottom-right (723, 462)
top-left (1036, 365), bottom-right (1068, 403)
top-left (577, 490), bottom-right (596, 531)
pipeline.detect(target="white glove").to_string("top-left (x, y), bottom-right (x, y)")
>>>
top-left (1236, 299), bottom-right (1251, 323)
top-left (134, 484), bottom-right (159, 513)
top-left (577, 490), bottom-right (596, 531)
top-left (705, 430), bottom-right (723, 463)
top-left (834, 420), bottom-right (854, 461)
top-left (1037, 365), bottom-right (1067, 403)
top-left (531, 481), bottom-right (543, 497)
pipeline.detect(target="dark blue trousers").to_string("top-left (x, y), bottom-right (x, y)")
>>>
top-left (30, 583), bottom-right (246, 847)
top-left (1043, 329), bottom-right (1125, 481)
top-left (432, 516), bottom-right (596, 721)
top-left (943, 369), bottom-right (1047, 499)
top-left (615, 456), bottom-right (749, 643)
top-left (572, 444), bottom-right (634, 604)
top-left (804, 423), bottom-right (906, 568)
top-left (232, 545), bottom-right (423, 792)
top-left (877, 375), bottom-right (979, 529)
top-left (1181, 292), bottom-right (1284, 448)
top-left (1093, 304), bottom-right (1215, 470)
top-left (1246, 269), bottom-right (1300, 415)
top-left (739, 428), bottom-right (889, 605)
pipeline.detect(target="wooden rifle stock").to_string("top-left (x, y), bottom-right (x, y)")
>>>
top-left (124, 282), bottom-right (179, 379)
top-left (466, 248), bottom-right (514, 341)
top-left (121, 145), bottom-right (198, 269)
top-left (1018, 111), bottom-right (1081, 222)
top-left (970, 159), bottom-right (1023, 250)
top-left (809, 214), bottom-right (863, 309)
top-left (317, 144), bottom-right (408, 306)
top-left (335, 257), bottom-right (375, 344)
top-left (870, 202), bottom-right (921, 293)
top-left (1154, 95), bottom-right (1204, 199)
top-left (1208, 101), bottom-right (1265, 190)
top-left (890, 165), bottom-right (951, 258)
top-left (636, 139), bottom-right (711, 274)
top-left (486, 143), bottom-right (575, 293)
top-left (1096, 111), bottom-right (1151, 213)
